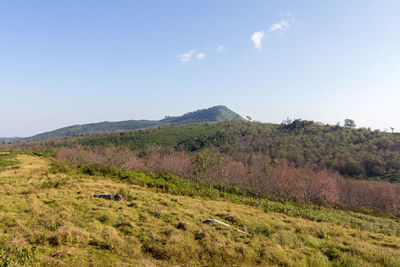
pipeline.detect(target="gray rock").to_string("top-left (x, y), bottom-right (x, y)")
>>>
top-left (93, 194), bottom-right (123, 201)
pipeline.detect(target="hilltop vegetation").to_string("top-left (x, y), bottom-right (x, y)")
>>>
top-left (22, 120), bottom-right (400, 182)
top-left (26, 105), bottom-right (245, 141)
top-left (1, 151), bottom-right (400, 266)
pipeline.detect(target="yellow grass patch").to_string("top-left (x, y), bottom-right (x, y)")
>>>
top-left (0, 153), bottom-right (399, 266)
top-left (0, 154), bottom-right (49, 178)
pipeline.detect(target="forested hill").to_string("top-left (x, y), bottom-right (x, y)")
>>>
top-left (42, 120), bottom-right (400, 182)
top-left (28, 105), bottom-right (245, 141)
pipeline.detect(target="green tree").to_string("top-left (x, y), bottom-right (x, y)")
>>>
top-left (344, 119), bottom-right (356, 128)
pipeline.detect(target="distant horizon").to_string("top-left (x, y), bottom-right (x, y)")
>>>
top-left (2, 1), bottom-right (400, 137)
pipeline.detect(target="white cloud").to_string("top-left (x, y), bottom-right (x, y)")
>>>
top-left (251, 31), bottom-right (265, 50)
top-left (196, 53), bottom-right (206, 60)
top-left (270, 20), bottom-right (289, 32)
top-left (217, 45), bottom-right (224, 52)
top-left (177, 50), bottom-right (195, 63)
top-left (270, 13), bottom-right (294, 32)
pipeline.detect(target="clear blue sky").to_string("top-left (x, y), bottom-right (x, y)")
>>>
top-left (1, 1), bottom-right (400, 137)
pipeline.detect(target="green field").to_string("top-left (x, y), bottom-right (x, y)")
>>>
top-left (0, 151), bottom-right (399, 266)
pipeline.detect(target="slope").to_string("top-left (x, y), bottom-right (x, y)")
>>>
top-left (61, 120), bottom-right (400, 181)
top-left (29, 105), bottom-right (245, 141)
top-left (0, 151), bottom-right (400, 266)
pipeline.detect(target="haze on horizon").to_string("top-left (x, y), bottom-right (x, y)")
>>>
top-left (1, 1), bottom-right (400, 137)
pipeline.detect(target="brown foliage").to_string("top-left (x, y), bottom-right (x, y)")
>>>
top-left (7, 143), bottom-right (399, 216)
top-left (337, 178), bottom-right (400, 214)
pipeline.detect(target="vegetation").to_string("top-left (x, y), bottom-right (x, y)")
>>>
top-left (72, 120), bottom-right (400, 181)
top-left (10, 119), bottom-right (400, 181)
top-left (5, 119), bottom-right (400, 216)
top-left (0, 151), bottom-right (19, 171)
top-left (1, 151), bottom-right (400, 266)
top-left (26, 105), bottom-right (245, 141)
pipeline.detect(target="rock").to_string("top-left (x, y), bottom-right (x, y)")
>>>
top-left (203, 219), bottom-right (231, 227)
top-left (203, 218), bottom-right (250, 235)
top-left (93, 194), bottom-right (123, 201)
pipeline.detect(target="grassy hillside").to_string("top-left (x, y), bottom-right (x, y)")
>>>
top-left (1, 151), bottom-right (400, 266)
top-left (28, 105), bottom-right (245, 141)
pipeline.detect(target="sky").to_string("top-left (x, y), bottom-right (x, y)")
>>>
top-left (1, 1), bottom-right (400, 137)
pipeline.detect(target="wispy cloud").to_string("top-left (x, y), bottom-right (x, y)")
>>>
top-left (250, 12), bottom-right (294, 50)
top-left (217, 45), bottom-right (225, 52)
top-left (196, 53), bottom-right (206, 60)
top-left (270, 20), bottom-right (289, 32)
top-left (251, 31), bottom-right (265, 50)
top-left (270, 12), bottom-right (294, 32)
top-left (177, 50), bottom-right (195, 63)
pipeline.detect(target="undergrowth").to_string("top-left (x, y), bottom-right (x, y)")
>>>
top-left (49, 157), bottom-right (400, 237)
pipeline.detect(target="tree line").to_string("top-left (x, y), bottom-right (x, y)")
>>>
top-left (48, 145), bottom-right (399, 216)
top-left (2, 120), bottom-right (400, 216)
top-left (51, 120), bottom-right (400, 182)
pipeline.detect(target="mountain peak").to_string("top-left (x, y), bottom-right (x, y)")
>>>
top-left (162, 105), bottom-right (245, 124)
top-left (29, 106), bottom-right (245, 140)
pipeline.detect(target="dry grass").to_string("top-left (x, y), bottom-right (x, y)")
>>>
top-left (0, 153), bottom-right (48, 178)
top-left (0, 153), bottom-right (400, 266)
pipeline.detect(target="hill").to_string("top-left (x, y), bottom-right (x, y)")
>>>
top-left (29, 120), bottom-right (400, 182)
top-left (4, 120), bottom-right (400, 217)
top-left (1, 151), bottom-right (400, 266)
top-left (29, 105), bottom-right (245, 141)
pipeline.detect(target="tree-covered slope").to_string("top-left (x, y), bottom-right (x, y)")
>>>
top-left (56, 120), bottom-right (400, 182)
top-left (29, 105), bottom-right (245, 141)
top-left (6, 119), bottom-right (400, 182)
top-left (160, 105), bottom-right (245, 125)
top-left (30, 120), bottom-right (159, 141)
